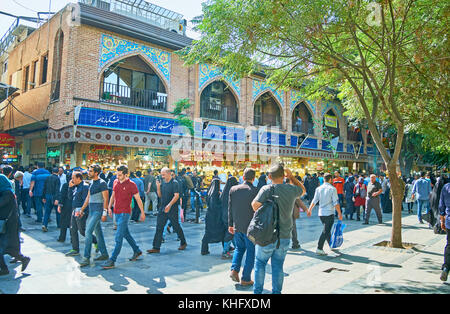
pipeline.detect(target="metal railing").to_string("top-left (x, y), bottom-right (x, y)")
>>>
top-left (0, 19), bottom-right (19, 56)
top-left (101, 82), bottom-right (167, 111)
top-left (200, 103), bottom-right (238, 123)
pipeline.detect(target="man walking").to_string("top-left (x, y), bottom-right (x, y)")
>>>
top-left (42, 168), bottom-right (61, 232)
top-left (22, 166), bottom-right (32, 217)
top-left (65, 172), bottom-right (96, 257)
top-left (78, 165), bottom-right (109, 267)
top-left (364, 174), bottom-right (383, 225)
top-left (439, 181), bottom-right (450, 282)
top-left (412, 171), bottom-right (432, 224)
top-left (102, 166), bottom-right (145, 269)
top-left (228, 168), bottom-right (258, 286)
top-left (307, 173), bottom-right (343, 255)
top-left (143, 169), bottom-right (157, 215)
top-left (333, 171), bottom-right (345, 211)
top-left (147, 168), bottom-right (187, 254)
top-left (29, 162), bottom-right (50, 223)
top-left (251, 164), bottom-right (304, 294)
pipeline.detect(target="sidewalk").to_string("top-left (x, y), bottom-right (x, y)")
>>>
top-left (1, 208), bottom-right (448, 294)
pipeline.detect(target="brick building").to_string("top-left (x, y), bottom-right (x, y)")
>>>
top-left (0, 0), bottom-right (382, 175)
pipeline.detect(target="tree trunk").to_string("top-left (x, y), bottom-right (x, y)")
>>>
top-left (388, 164), bottom-right (404, 248)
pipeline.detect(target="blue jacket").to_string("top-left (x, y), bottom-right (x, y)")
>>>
top-left (31, 168), bottom-right (51, 197)
top-left (412, 178), bottom-right (432, 201)
top-left (439, 183), bottom-right (450, 229)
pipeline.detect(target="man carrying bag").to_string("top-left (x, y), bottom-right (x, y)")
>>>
top-left (249, 164), bottom-right (304, 294)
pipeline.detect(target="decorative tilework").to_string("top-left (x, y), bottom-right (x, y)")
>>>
top-left (199, 64), bottom-right (241, 98)
top-left (99, 34), bottom-right (171, 84)
top-left (290, 90), bottom-right (316, 115)
top-left (321, 101), bottom-right (343, 118)
top-left (252, 79), bottom-right (285, 108)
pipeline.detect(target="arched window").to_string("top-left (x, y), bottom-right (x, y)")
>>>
top-left (292, 102), bottom-right (314, 134)
top-left (323, 109), bottom-right (340, 137)
top-left (200, 81), bottom-right (238, 123)
top-left (254, 92), bottom-right (282, 128)
top-left (101, 55), bottom-right (167, 111)
top-left (50, 30), bottom-right (64, 101)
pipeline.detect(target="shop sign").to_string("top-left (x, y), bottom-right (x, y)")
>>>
top-left (0, 133), bottom-right (15, 147)
top-left (324, 115), bottom-right (338, 128)
top-left (250, 130), bottom-right (286, 146)
top-left (2, 154), bottom-right (18, 163)
top-left (91, 145), bottom-right (113, 152)
top-left (47, 148), bottom-right (61, 158)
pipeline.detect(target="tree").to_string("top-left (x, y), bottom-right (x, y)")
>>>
top-left (180, 0), bottom-right (449, 248)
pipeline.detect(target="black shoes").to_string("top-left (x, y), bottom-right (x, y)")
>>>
top-left (21, 256), bottom-right (31, 272)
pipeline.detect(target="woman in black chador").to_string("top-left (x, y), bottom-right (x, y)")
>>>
top-left (220, 176), bottom-right (239, 258)
top-left (0, 174), bottom-right (30, 276)
top-left (201, 178), bottom-right (230, 258)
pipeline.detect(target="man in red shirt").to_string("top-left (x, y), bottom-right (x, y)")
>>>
top-left (102, 165), bottom-right (145, 269)
top-left (333, 171), bottom-right (345, 213)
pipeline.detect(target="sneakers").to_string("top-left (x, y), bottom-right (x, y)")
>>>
top-left (316, 249), bottom-right (327, 256)
top-left (79, 258), bottom-right (91, 267)
top-left (440, 268), bottom-right (449, 282)
top-left (240, 280), bottom-right (254, 286)
top-left (129, 251), bottom-right (142, 261)
top-left (292, 244), bottom-right (301, 250)
top-left (65, 250), bottom-right (80, 257)
top-left (221, 252), bottom-right (232, 259)
top-left (94, 255), bottom-right (109, 262)
top-left (94, 243), bottom-right (99, 253)
top-left (102, 260), bottom-right (115, 269)
top-left (42, 226), bottom-right (48, 232)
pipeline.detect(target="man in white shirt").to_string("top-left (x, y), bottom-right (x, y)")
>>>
top-left (22, 166), bottom-right (33, 217)
top-left (58, 167), bottom-right (67, 192)
top-left (307, 173), bottom-right (343, 256)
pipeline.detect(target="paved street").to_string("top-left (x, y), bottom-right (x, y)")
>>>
top-left (1, 206), bottom-right (449, 294)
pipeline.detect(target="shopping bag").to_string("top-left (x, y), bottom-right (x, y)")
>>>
top-left (330, 220), bottom-right (346, 249)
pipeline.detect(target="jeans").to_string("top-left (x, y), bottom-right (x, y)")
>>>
top-left (43, 194), bottom-right (60, 228)
top-left (84, 209), bottom-right (108, 259)
top-left (70, 214), bottom-right (96, 252)
top-left (417, 199), bottom-right (430, 221)
top-left (110, 213), bottom-right (141, 262)
top-left (318, 215), bottom-right (335, 250)
top-left (0, 234), bottom-right (7, 270)
top-left (231, 232), bottom-right (255, 282)
top-left (254, 238), bottom-right (290, 294)
top-left (34, 196), bottom-right (44, 222)
top-left (443, 231), bottom-right (450, 271)
top-left (190, 190), bottom-right (203, 210)
top-left (144, 192), bottom-right (158, 213)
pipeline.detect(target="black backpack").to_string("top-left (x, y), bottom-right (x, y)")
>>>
top-left (247, 185), bottom-right (281, 248)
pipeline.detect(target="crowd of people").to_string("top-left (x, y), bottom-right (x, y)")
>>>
top-left (0, 161), bottom-right (449, 292)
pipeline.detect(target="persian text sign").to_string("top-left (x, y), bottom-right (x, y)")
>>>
top-left (0, 134), bottom-right (15, 147)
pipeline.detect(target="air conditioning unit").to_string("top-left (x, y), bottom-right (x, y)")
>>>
top-left (209, 97), bottom-right (221, 111)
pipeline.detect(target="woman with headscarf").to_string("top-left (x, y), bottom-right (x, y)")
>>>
top-left (220, 176), bottom-right (239, 257)
top-left (405, 178), bottom-right (415, 214)
top-left (56, 173), bottom-right (74, 242)
top-left (0, 174), bottom-right (30, 276)
top-left (201, 178), bottom-right (227, 258)
top-left (352, 177), bottom-right (367, 221)
top-left (431, 176), bottom-right (447, 234)
top-left (256, 174), bottom-right (267, 193)
top-left (344, 176), bottom-right (355, 220)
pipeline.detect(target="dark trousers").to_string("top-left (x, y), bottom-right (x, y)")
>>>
top-left (365, 197), bottom-right (383, 223)
top-left (152, 209), bottom-right (186, 250)
top-left (318, 215), bottom-right (334, 250)
top-left (291, 211), bottom-right (299, 247)
top-left (131, 196), bottom-right (145, 222)
top-left (443, 230), bottom-right (450, 271)
top-left (70, 214), bottom-right (97, 252)
top-left (21, 189), bottom-right (30, 215)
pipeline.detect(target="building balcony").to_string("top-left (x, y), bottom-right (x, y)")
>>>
top-left (101, 82), bottom-right (167, 112)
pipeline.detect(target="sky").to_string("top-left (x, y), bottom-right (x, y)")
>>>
top-left (0, 0), bottom-right (205, 40)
